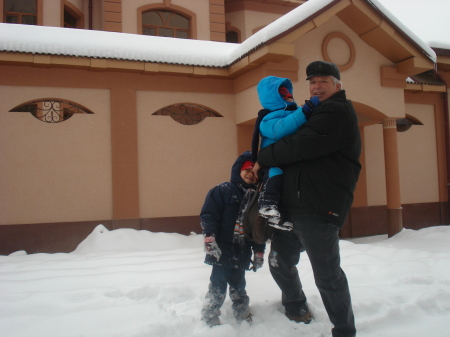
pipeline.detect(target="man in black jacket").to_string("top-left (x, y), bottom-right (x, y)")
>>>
top-left (257, 61), bottom-right (361, 337)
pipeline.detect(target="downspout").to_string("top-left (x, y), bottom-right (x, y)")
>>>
top-left (89, 0), bottom-right (93, 30)
top-left (434, 64), bottom-right (450, 223)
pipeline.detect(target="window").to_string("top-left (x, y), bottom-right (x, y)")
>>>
top-left (64, 10), bottom-right (77, 28)
top-left (62, 2), bottom-right (83, 29)
top-left (226, 31), bottom-right (239, 43)
top-left (153, 103), bottom-right (222, 125)
top-left (9, 99), bottom-right (94, 123)
top-left (142, 10), bottom-right (190, 39)
top-left (4, 0), bottom-right (37, 25)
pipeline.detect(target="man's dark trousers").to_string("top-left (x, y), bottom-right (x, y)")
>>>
top-left (269, 213), bottom-right (356, 337)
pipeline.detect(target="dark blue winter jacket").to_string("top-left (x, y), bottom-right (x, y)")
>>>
top-left (258, 90), bottom-right (361, 228)
top-left (200, 151), bottom-right (265, 269)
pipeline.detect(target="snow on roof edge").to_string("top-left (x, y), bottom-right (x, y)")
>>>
top-left (368, 0), bottom-right (436, 62)
top-left (0, 0), bottom-right (438, 68)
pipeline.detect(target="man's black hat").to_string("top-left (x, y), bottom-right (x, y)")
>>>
top-left (306, 61), bottom-right (340, 80)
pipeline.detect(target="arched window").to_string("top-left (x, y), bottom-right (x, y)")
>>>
top-left (226, 30), bottom-right (239, 43)
top-left (62, 2), bottom-right (83, 29)
top-left (152, 103), bottom-right (222, 125)
top-left (9, 98), bottom-right (94, 123)
top-left (3, 0), bottom-right (37, 25)
top-left (142, 10), bottom-right (190, 39)
top-left (225, 23), bottom-right (241, 43)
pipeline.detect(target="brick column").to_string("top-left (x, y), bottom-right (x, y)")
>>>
top-left (383, 118), bottom-right (403, 237)
top-left (110, 85), bottom-right (140, 230)
top-left (210, 0), bottom-right (225, 42)
top-left (103, 0), bottom-right (122, 32)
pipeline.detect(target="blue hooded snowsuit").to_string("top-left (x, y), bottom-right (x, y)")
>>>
top-left (257, 76), bottom-right (307, 152)
top-left (252, 76), bottom-right (313, 216)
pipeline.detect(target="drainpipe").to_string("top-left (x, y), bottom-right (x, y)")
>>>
top-left (434, 64), bottom-right (450, 223)
top-left (89, 0), bottom-right (93, 30)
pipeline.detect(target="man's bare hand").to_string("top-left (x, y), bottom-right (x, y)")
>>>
top-left (252, 161), bottom-right (260, 178)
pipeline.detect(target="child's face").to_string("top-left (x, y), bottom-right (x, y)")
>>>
top-left (284, 97), bottom-right (294, 103)
top-left (240, 169), bottom-right (257, 184)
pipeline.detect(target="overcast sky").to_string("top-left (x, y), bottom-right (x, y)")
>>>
top-left (377, 0), bottom-right (450, 48)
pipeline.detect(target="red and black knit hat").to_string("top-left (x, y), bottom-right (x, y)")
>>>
top-left (278, 86), bottom-right (293, 100)
top-left (241, 161), bottom-right (254, 171)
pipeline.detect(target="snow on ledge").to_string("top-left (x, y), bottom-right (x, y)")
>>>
top-left (0, 0), bottom-right (437, 67)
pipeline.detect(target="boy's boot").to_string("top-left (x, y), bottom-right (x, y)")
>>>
top-left (229, 286), bottom-right (251, 323)
top-left (258, 175), bottom-right (292, 231)
top-left (201, 284), bottom-right (225, 327)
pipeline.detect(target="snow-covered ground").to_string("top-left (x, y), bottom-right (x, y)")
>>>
top-left (1, 225), bottom-right (449, 337)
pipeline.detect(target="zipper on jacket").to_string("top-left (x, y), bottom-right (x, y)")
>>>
top-left (297, 169), bottom-right (302, 203)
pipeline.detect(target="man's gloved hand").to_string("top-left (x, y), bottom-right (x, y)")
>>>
top-left (302, 96), bottom-right (320, 119)
top-left (252, 251), bottom-right (264, 271)
top-left (204, 235), bottom-right (222, 261)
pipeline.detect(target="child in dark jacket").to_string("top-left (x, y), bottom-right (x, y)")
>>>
top-left (252, 76), bottom-right (319, 231)
top-left (200, 151), bottom-right (266, 326)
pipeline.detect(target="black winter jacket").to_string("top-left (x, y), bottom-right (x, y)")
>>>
top-left (258, 90), bottom-right (361, 228)
top-left (200, 151), bottom-right (265, 269)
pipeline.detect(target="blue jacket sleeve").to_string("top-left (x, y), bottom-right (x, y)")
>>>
top-left (259, 107), bottom-right (307, 143)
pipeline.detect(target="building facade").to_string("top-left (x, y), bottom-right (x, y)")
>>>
top-left (1, 0), bottom-right (449, 254)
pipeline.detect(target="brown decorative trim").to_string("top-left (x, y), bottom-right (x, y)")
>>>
top-left (341, 205), bottom-right (388, 238)
top-left (387, 208), bottom-right (403, 237)
top-left (322, 32), bottom-right (355, 72)
top-left (110, 86), bottom-right (140, 220)
top-left (1, 203), bottom-right (446, 255)
top-left (0, 220), bottom-right (113, 255)
top-left (342, 202), bottom-right (448, 238)
top-left (402, 202), bottom-right (448, 230)
top-left (141, 216), bottom-right (200, 235)
top-left (433, 47), bottom-right (450, 57)
top-left (380, 66), bottom-right (408, 88)
top-left (38, 0), bottom-right (43, 25)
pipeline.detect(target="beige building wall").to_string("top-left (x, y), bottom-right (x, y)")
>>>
top-left (235, 86), bottom-right (260, 124)
top-left (137, 91), bottom-right (238, 218)
top-left (0, 86), bottom-right (113, 225)
top-left (67, 0), bottom-right (84, 12)
top-left (292, 16), bottom-right (405, 118)
top-left (398, 104), bottom-right (439, 204)
top-left (226, 10), bottom-right (281, 41)
top-left (43, 0), bottom-right (61, 27)
top-left (364, 124), bottom-right (388, 206)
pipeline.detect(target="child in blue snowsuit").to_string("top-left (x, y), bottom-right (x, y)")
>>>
top-left (200, 151), bottom-right (266, 326)
top-left (252, 76), bottom-right (319, 231)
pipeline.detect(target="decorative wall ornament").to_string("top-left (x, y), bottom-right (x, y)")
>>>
top-left (9, 98), bottom-right (94, 123)
top-left (322, 32), bottom-right (356, 72)
top-left (153, 103), bottom-right (222, 125)
top-left (396, 114), bottom-right (423, 132)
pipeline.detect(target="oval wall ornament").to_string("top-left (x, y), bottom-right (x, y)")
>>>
top-left (153, 103), bottom-right (222, 125)
top-left (322, 32), bottom-right (356, 72)
top-left (9, 98), bottom-right (94, 123)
